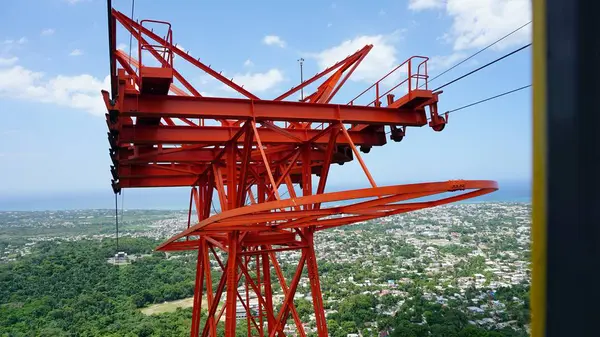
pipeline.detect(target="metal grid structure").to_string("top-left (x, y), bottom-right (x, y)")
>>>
top-left (103, 8), bottom-right (498, 337)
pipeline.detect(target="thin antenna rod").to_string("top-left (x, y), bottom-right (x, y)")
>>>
top-left (298, 58), bottom-right (305, 100)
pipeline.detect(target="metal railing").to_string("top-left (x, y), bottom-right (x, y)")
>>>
top-left (137, 19), bottom-right (174, 71)
top-left (348, 56), bottom-right (429, 107)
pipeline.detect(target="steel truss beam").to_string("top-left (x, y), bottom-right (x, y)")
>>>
top-left (114, 124), bottom-right (387, 146)
top-left (108, 92), bottom-right (428, 125)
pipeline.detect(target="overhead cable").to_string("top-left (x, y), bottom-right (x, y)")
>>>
top-left (128, 0), bottom-right (136, 64)
top-left (426, 21), bottom-right (532, 86)
top-left (107, 0), bottom-right (117, 97)
top-left (444, 84), bottom-right (532, 115)
top-left (115, 192), bottom-right (119, 252)
top-left (433, 43), bottom-right (532, 92)
top-left (120, 190), bottom-right (125, 239)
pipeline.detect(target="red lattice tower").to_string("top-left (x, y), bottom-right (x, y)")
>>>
top-left (104, 8), bottom-right (497, 337)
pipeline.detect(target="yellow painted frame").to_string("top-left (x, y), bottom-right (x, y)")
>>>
top-left (531, 0), bottom-right (546, 336)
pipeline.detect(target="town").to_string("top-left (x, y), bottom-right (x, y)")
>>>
top-left (0, 202), bottom-right (530, 336)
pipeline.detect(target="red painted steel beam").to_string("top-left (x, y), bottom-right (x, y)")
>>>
top-left (119, 164), bottom-right (206, 177)
top-left (118, 147), bottom-right (218, 163)
top-left (119, 147), bottom-right (336, 164)
top-left (241, 232), bottom-right (297, 246)
top-left (117, 125), bottom-right (387, 146)
top-left (118, 172), bottom-right (306, 189)
top-left (119, 176), bottom-right (198, 188)
top-left (115, 94), bottom-right (428, 125)
top-left (117, 163), bottom-right (327, 188)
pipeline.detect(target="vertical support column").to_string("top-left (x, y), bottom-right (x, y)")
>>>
top-left (192, 185), bottom-right (202, 222)
top-left (197, 185), bottom-right (204, 222)
top-left (257, 179), bottom-right (273, 335)
top-left (213, 164), bottom-right (228, 211)
top-left (202, 240), bottom-right (217, 337)
top-left (226, 143), bottom-right (237, 211)
top-left (192, 176), bottom-right (210, 336)
top-left (245, 255), bottom-right (251, 337)
top-left (304, 228), bottom-right (328, 337)
top-left (261, 247), bottom-right (274, 336)
top-left (187, 187), bottom-right (194, 231)
top-left (191, 241), bottom-right (205, 337)
top-left (225, 231), bottom-right (240, 336)
top-left (258, 177), bottom-right (266, 205)
top-left (301, 145), bottom-right (312, 208)
top-left (203, 174), bottom-right (214, 219)
top-left (256, 254), bottom-right (264, 337)
top-left (237, 122), bottom-right (253, 207)
top-left (221, 143), bottom-right (239, 336)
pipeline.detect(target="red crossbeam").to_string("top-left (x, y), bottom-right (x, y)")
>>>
top-left (105, 92), bottom-right (428, 125)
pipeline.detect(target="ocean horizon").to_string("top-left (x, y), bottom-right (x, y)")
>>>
top-left (0, 180), bottom-right (530, 212)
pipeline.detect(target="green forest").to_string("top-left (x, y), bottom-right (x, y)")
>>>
top-left (1, 238), bottom-right (528, 336)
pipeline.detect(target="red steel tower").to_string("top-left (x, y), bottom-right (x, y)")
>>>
top-left (104, 7), bottom-right (497, 337)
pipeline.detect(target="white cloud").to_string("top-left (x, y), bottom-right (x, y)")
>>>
top-left (65, 0), bottom-right (86, 4)
top-left (226, 69), bottom-right (284, 93)
top-left (408, 0), bottom-right (445, 11)
top-left (428, 52), bottom-right (466, 71)
top-left (69, 49), bottom-right (83, 56)
top-left (0, 64), bottom-right (109, 115)
top-left (243, 59), bottom-right (253, 67)
top-left (41, 29), bottom-right (55, 36)
top-left (263, 35), bottom-right (286, 48)
top-left (0, 57), bottom-right (18, 66)
top-left (117, 43), bottom-right (128, 51)
top-left (197, 74), bottom-right (212, 86)
top-left (199, 68), bottom-right (284, 95)
top-left (1, 39), bottom-right (24, 57)
top-left (327, 23), bottom-right (333, 28)
top-left (308, 33), bottom-right (401, 83)
top-left (410, 0), bottom-right (531, 51)
top-left (3, 37), bottom-right (27, 46)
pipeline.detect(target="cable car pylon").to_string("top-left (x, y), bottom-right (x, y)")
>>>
top-left (103, 8), bottom-right (498, 337)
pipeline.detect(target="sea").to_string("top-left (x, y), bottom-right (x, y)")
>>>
top-left (0, 180), bottom-right (530, 211)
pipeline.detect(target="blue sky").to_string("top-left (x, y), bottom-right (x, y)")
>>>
top-left (0, 0), bottom-right (532, 207)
